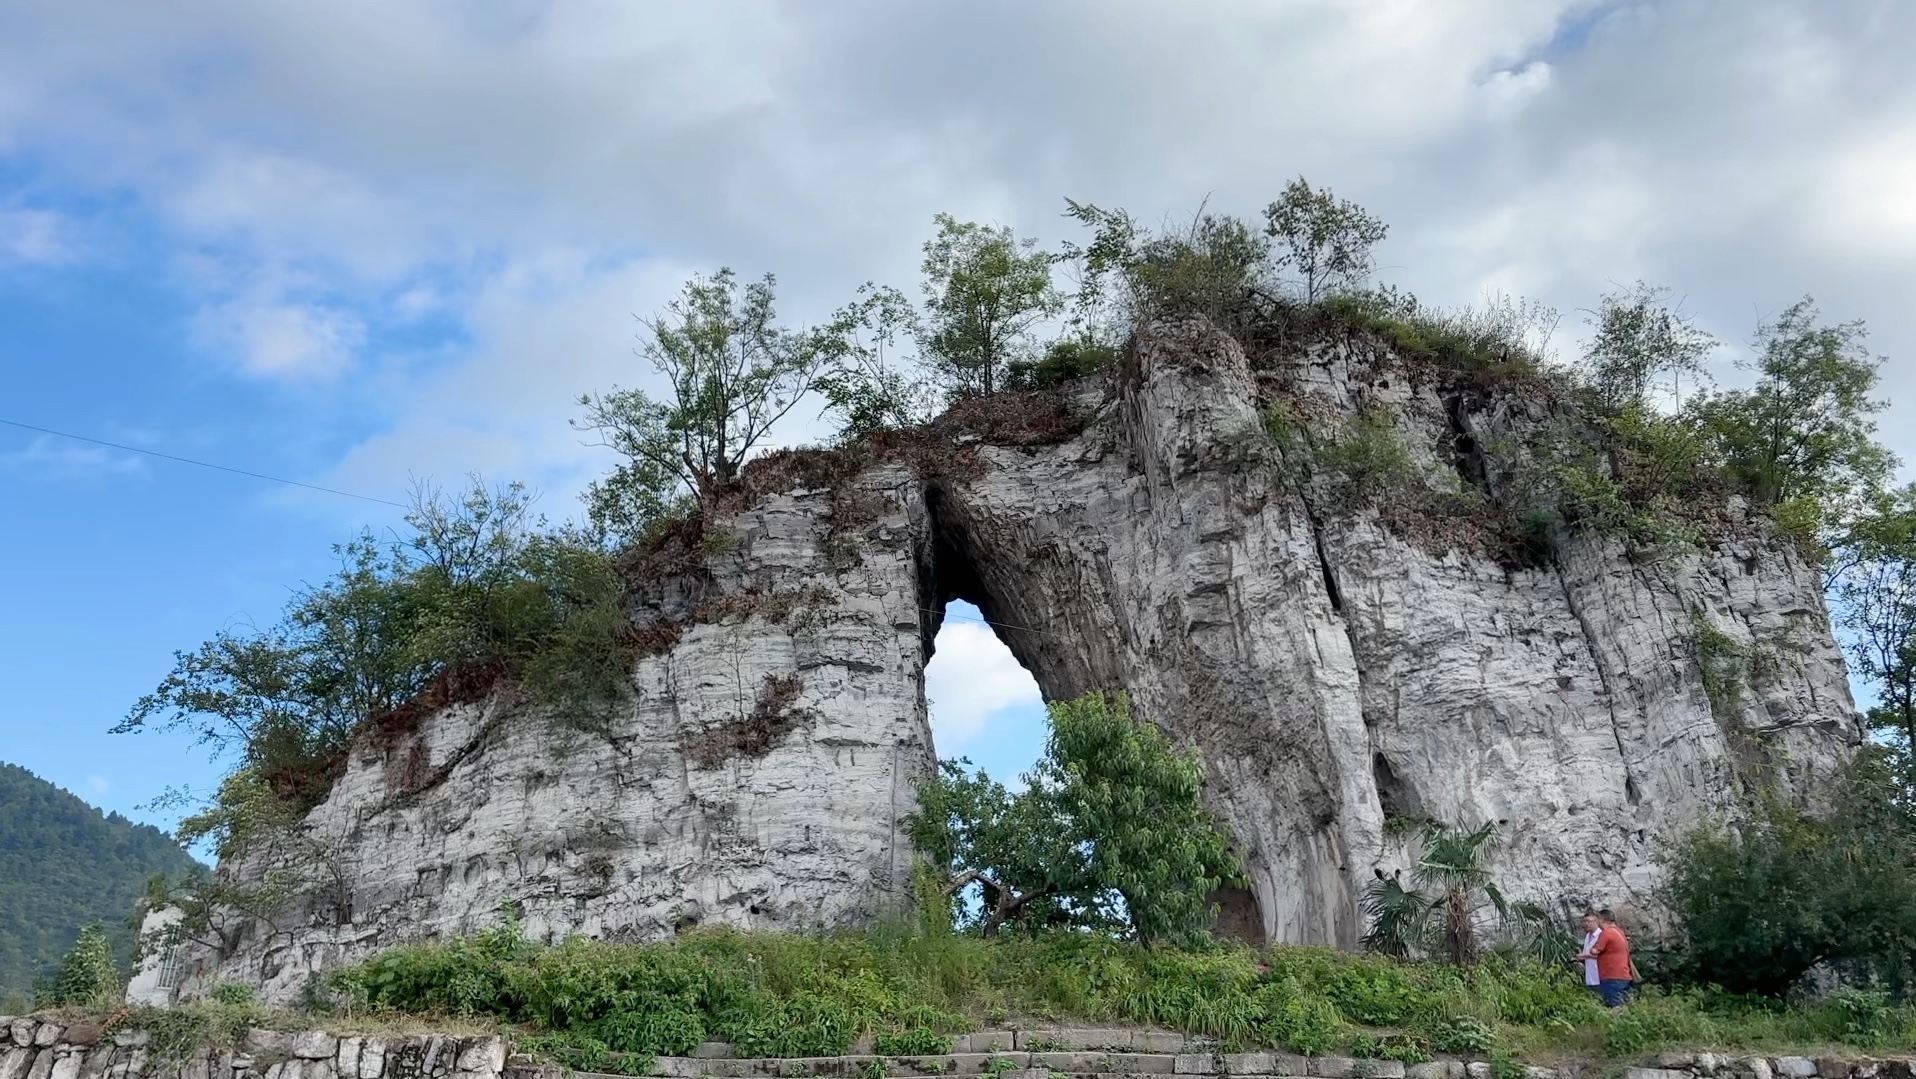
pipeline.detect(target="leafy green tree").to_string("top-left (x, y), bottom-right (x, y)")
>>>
top-left (1582, 281), bottom-right (1716, 410)
top-left (576, 269), bottom-right (861, 532)
top-left (813, 284), bottom-right (937, 441)
top-left (116, 479), bottom-right (629, 851)
top-left (1660, 751), bottom-right (1916, 997)
top-left (1262, 177), bottom-right (1389, 303)
top-left (919, 214), bottom-right (1062, 397)
top-left (1834, 484), bottom-right (1916, 750)
top-left (908, 692), bottom-right (1238, 944)
top-left (40, 924), bottom-right (120, 1008)
top-left (908, 760), bottom-right (1082, 938)
top-left (1039, 693), bottom-right (1240, 944)
top-left (1062, 199), bottom-right (1269, 329)
top-left (1688, 297), bottom-right (1896, 546)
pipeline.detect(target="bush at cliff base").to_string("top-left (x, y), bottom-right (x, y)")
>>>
top-left (1658, 749), bottom-right (1916, 999)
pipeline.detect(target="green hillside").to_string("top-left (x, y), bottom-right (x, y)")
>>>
top-left (0, 761), bottom-right (203, 1001)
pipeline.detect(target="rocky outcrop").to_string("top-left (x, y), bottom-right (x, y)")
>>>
top-left (182, 317), bottom-right (1860, 1000)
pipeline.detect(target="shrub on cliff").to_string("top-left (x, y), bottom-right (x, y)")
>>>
top-left (574, 268), bottom-right (879, 538)
top-left (907, 692), bottom-right (1239, 945)
top-left (115, 479), bottom-right (631, 855)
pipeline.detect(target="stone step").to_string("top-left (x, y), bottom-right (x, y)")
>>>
top-left (642, 1053), bottom-right (1407, 1079)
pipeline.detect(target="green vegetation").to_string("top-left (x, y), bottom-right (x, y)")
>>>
top-left (1311, 288), bottom-right (1561, 379)
top-left (319, 924), bottom-right (1916, 1064)
top-left (908, 693), bottom-right (1237, 945)
top-left (1360, 822), bottom-right (1565, 969)
top-left (1835, 482), bottom-right (1916, 750)
top-left (0, 761), bottom-right (202, 1001)
top-left (1262, 400), bottom-right (1423, 510)
top-left (1061, 198), bottom-right (1272, 332)
top-left (1688, 298), bottom-right (1893, 550)
top-left (1263, 177), bottom-right (1390, 304)
top-left (1690, 611), bottom-right (1750, 722)
top-left (125, 993), bottom-right (269, 1064)
top-left (573, 268), bottom-right (872, 539)
top-left (1658, 752), bottom-right (1916, 999)
top-left (1004, 338), bottom-right (1119, 391)
top-left (1582, 281), bottom-right (1716, 411)
top-left (114, 479), bottom-right (630, 903)
top-left (39, 924), bottom-right (121, 1009)
top-left (919, 213), bottom-right (1063, 397)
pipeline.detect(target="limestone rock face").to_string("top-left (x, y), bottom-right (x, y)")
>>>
top-left (929, 320), bottom-right (1857, 944)
top-left (195, 464), bottom-right (938, 1002)
top-left (193, 318), bottom-right (1859, 999)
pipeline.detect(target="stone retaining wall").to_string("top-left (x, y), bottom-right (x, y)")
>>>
top-left (5, 1019), bottom-right (1913, 1079)
top-left (0, 1017), bottom-right (507, 1079)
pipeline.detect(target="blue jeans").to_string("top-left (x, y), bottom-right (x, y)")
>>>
top-left (1598, 979), bottom-right (1632, 1007)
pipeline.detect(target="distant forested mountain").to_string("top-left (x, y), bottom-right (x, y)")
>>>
top-left (0, 761), bottom-right (203, 1000)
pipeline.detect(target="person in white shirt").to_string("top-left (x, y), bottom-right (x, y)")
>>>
top-left (1577, 911), bottom-right (1602, 992)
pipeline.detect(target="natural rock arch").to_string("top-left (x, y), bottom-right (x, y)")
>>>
top-left (187, 317), bottom-right (1859, 1001)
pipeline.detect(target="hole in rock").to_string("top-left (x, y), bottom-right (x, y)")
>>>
top-left (1372, 752), bottom-right (1424, 820)
top-left (924, 600), bottom-right (1047, 784)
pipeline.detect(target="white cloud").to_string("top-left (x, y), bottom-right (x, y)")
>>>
top-left (194, 294), bottom-right (366, 381)
top-left (925, 617), bottom-right (1043, 749)
top-left (0, 205), bottom-right (74, 265)
top-left (7, 0), bottom-right (1916, 753)
top-left (1812, 125), bottom-right (1916, 259)
top-left (0, 434), bottom-right (144, 478)
top-left (0, 1), bottom-right (1913, 509)
top-left (87, 775), bottom-right (110, 796)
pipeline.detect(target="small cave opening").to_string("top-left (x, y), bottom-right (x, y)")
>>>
top-left (1373, 752), bottom-right (1424, 821)
top-left (1441, 393), bottom-right (1493, 496)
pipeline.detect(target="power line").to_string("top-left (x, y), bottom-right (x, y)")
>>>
top-left (921, 605), bottom-right (1059, 639)
top-left (0, 417), bottom-right (408, 509)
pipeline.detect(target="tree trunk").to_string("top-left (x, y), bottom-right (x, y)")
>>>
top-left (1445, 887), bottom-right (1476, 967)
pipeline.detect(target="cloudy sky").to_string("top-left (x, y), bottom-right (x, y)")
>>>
top-left (2, 0), bottom-right (1912, 824)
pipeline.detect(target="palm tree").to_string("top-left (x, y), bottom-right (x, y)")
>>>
top-left (1417, 821), bottom-right (1506, 966)
top-left (1360, 820), bottom-right (1518, 967)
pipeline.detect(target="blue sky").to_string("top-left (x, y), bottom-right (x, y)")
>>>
top-left (2, 0), bottom-right (1914, 830)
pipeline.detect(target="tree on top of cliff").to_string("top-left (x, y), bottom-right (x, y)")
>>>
top-left (918, 213), bottom-right (1063, 399)
top-left (1061, 197), bottom-right (1270, 331)
top-left (1582, 281), bottom-right (1717, 412)
top-left (908, 691), bottom-right (1238, 945)
top-left (1689, 296), bottom-right (1894, 552)
top-left (575, 269), bottom-right (869, 533)
top-left (1262, 177), bottom-right (1390, 304)
top-left (115, 478), bottom-right (630, 859)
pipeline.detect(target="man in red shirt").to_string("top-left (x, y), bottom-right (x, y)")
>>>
top-left (1575, 909), bottom-right (1634, 1008)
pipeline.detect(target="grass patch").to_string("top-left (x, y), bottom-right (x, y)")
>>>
top-left (313, 927), bottom-right (1916, 1064)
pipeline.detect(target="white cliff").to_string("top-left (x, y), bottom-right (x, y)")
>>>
top-left (189, 317), bottom-right (1860, 999)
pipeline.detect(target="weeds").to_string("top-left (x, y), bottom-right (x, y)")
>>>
top-left (320, 927), bottom-right (1916, 1063)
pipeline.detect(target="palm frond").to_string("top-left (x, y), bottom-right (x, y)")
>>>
top-left (1360, 875), bottom-right (1437, 958)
